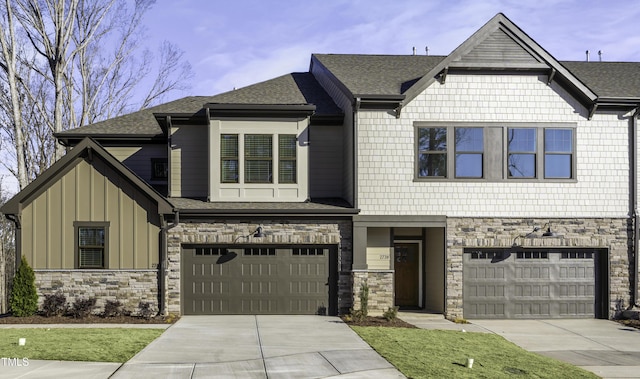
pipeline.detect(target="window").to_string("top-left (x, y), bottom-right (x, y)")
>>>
top-left (245, 134), bottom-right (273, 183)
top-left (508, 128), bottom-right (536, 178)
top-left (151, 158), bottom-right (168, 180)
top-left (417, 127), bottom-right (447, 177)
top-left (75, 222), bottom-right (109, 269)
top-left (279, 135), bottom-right (297, 184)
top-left (544, 129), bottom-right (573, 178)
top-left (221, 134), bottom-right (238, 183)
top-left (455, 128), bottom-right (483, 178)
top-left (415, 123), bottom-right (575, 181)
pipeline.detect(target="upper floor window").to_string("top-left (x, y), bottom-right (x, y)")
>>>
top-left (279, 135), bottom-right (297, 184)
top-left (245, 134), bottom-right (273, 183)
top-left (455, 128), bottom-right (484, 178)
top-left (416, 123), bottom-right (575, 181)
top-left (221, 134), bottom-right (239, 183)
top-left (507, 128), bottom-right (536, 178)
top-left (417, 127), bottom-right (447, 178)
top-left (544, 129), bottom-right (573, 178)
top-left (151, 158), bottom-right (168, 180)
top-left (220, 133), bottom-right (297, 184)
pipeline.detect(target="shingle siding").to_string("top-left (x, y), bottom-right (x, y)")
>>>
top-left (357, 73), bottom-right (630, 218)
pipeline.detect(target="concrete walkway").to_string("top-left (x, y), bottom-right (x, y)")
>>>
top-left (1, 316), bottom-right (404, 378)
top-left (398, 312), bottom-right (640, 379)
top-left (113, 315), bottom-right (404, 378)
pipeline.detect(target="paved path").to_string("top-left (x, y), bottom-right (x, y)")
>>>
top-left (1, 316), bottom-right (404, 378)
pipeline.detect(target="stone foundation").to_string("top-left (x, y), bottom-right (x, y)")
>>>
top-left (166, 219), bottom-right (353, 315)
top-left (352, 270), bottom-right (394, 315)
top-left (446, 217), bottom-right (632, 319)
top-left (35, 270), bottom-right (159, 315)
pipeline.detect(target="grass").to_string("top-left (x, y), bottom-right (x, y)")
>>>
top-left (351, 326), bottom-right (599, 379)
top-left (0, 328), bottom-right (164, 362)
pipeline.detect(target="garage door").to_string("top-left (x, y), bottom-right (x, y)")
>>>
top-left (182, 245), bottom-right (337, 315)
top-left (463, 248), bottom-right (606, 319)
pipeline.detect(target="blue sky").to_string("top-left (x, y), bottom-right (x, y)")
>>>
top-left (143, 0), bottom-right (640, 99)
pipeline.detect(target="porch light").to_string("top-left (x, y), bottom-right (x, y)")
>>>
top-left (512, 222), bottom-right (559, 247)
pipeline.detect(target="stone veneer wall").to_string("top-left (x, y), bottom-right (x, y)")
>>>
top-left (166, 220), bottom-right (352, 315)
top-left (35, 270), bottom-right (158, 315)
top-left (446, 217), bottom-right (632, 320)
top-left (352, 270), bottom-right (394, 315)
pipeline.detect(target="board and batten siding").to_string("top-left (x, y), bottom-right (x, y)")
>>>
top-left (20, 157), bottom-right (161, 269)
top-left (170, 124), bottom-right (208, 198)
top-left (105, 145), bottom-right (167, 183)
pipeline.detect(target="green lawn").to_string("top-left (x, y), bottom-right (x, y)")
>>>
top-left (0, 328), bottom-right (164, 362)
top-left (352, 326), bottom-right (599, 379)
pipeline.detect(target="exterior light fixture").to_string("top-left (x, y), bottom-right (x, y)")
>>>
top-left (512, 222), bottom-right (559, 247)
top-left (253, 226), bottom-right (264, 238)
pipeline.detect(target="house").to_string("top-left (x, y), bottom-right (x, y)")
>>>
top-left (2, 13), bottom-right (639, 319)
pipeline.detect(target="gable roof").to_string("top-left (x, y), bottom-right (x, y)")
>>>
top-left (402, 13), bottom-right (598, 108)
top-left (1, 138), bottom-right (174, 216)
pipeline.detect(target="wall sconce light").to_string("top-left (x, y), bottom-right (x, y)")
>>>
top-left (512, 222), bottom-right (559, 247)
top-left (234, 226), bottom-right (265, 242)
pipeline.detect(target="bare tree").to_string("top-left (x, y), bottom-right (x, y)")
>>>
top-left (0, 0), bottom-right (192, 189)
top-left (0, 177), bottom-right (16, 314)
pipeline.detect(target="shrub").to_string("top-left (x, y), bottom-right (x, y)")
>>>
top-left (102, 300), bottom-right (123, 317)
top-left (41, 292), bottom-right (67, 317)
top-left (137, 301), bottom-right (156, 319)
top-left (9, 256), bottom-right (38, 317)
top-left (383, 306), bottom-right (399, 321)
top-left (69, 297), bottom-right (97, 318)
top-left (359, 283), bottom-right (369, 317)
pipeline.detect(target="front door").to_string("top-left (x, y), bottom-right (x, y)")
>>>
top-left (394, 243), bottom-right (419, 307)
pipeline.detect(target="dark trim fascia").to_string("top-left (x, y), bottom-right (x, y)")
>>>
top-left (57, 135), bottom-right (166, 147)
top-left (310, 114), bottom-right (344, 125)
top-left (174, 208), bottom-right (360, 217)
top-left (172, 213), bottom-right (357, 223)
top-left (206, 103), bottom-right (316, 118)
top-left (355, 94), bottom-right (406, 111)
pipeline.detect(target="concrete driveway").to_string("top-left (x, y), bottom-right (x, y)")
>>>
top-left (471, 319), bottom-right (640, 379)
top-left (112, 315), bottom-right (404, 378)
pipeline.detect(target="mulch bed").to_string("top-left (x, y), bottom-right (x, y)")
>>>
top-left (0, 314), bottom-right (173, 324)
top-left (617, 319), bottom-right (640, 330)
top-left (341, 315), bottom-right (417, 328)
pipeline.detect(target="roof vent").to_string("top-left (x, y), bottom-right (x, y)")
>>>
top-left (412, 46), bottom-right (416, 55)
top-left (598, 50), bottom-right (603, 62)
top-left (585, 50), bottom-right (590, 62)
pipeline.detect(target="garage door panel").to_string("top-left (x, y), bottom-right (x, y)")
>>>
top-left (183, 246), bottom-right (334, 315)
top-left (464, 249), bottom-right (600, 319)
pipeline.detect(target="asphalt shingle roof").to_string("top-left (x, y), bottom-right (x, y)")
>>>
top-left (312, 54), bottom-right (446, 95)
top-left (57, 73), bottom-right (342, 137)
top-left (560, 61), bottom-right (640, 99)
top-left (58, 55), bottom-right (640, 138)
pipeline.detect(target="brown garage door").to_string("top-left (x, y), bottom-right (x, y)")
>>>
top-left (182, 245), bottom-right (337, 315)
top-left (463, 248), bottom-right (607, 319)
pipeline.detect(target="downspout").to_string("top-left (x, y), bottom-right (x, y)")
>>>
top-left (353, 98), bottom-right (361, 209)
top-left (5, 214), bottom-right (21, 272)
top-left (159, 217), bottom-right (167, 316)
top-left (633, 107), bottom-right (640, 307)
